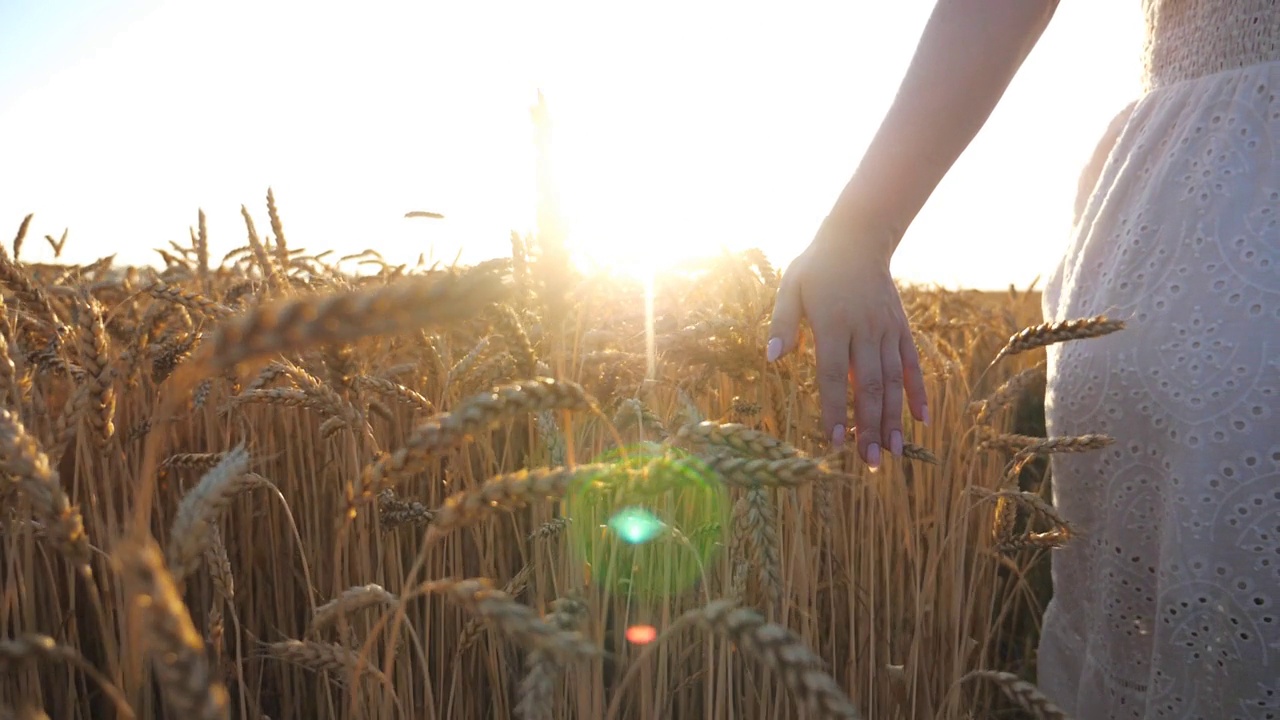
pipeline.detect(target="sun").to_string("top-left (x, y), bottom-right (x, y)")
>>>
top-left (529, 89), bottom-right (739, 286)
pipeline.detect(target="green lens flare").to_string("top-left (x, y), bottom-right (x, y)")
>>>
top-left (608, 507), bottom-right (664, 545)
top-left (566, 443), bottom-right (727, 600)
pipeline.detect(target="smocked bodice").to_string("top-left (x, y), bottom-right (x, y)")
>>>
top-left (1143, 0), bottom-right (1280, 91)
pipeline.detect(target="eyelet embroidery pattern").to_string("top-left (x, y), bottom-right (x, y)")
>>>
top-left (1037, 55), bottom-right (1280, 720)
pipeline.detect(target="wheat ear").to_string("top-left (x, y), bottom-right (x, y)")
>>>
top-left (992, 315), bottom-right (1125, 363)
top-left (355, 377), bottom-right (598, 507)
top-left (428, 464), bottom-right (613, 538)
top-left (115, 537), bottom-right (230, 720)
top-left (0, 409), bottom-right (91, 570)
top-left (415, 578), bottom-right (600, 662)
top-left (376, 489), bottom-right (434, 530)
top-left (205, 525), bottom-right (233, 662)
top-left (0, 634), bottom-right (135, 719)
top-left (457, 563), bottom-right (535, 655)
top-left (962, 670), bottom-right (1069, 719)
top-left (145, 280), bottom-right (232, 319)
top-left (262, 640), bottom-right (389, 687)
top-left (1005, 433), bottom-right (1114, 479)
top-left (166, 446), bottom-right (267, 587)
top-left (355, 374), bottom-right (434, 413)
top-left (971, 360), bottom-right (1046, 424)
top-left (515, 596), bottom-right (588, 720)
top-left (675, 421), bottom-right (800, 460)
top-left (310, 584), bottom-right (399, 635)
top-left (161, 452), bottom-right (229, 474)
top-left (72, 290), bottom-right (116, 447)
top-left (682, 453), bottom-right (823, 489)
top-left (171, 264), bottom-right (508, 390)
top-left (491, 303), bottom-right (539, 378)
top-left (690, 600), bottom-right (861, 719)
top-left (742, 486), bottom-right (782, 611)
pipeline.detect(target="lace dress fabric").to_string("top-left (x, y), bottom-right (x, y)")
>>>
top-left (1038, 1), bottom-right (1280, 718)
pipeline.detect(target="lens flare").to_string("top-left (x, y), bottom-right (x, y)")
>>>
top-left (607, 506), bottom-right (664, 545)
top-left (625, 624), bottom-right (658, 645)
top-left (566, 443), bottom-right (727, 599)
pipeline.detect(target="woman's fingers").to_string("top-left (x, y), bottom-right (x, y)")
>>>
top-left (814, 327), bottom-right (853, 448)
top-left (766, 248), bottom-right (930, 458)
top-left (850, 331), bottom-right (884, 468)
top-left (880, 334), bottom-right (905, 458)
top-left (766, 260), bottom-right (804, 363)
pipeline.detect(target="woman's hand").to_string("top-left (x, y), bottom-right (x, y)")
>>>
top-left (767, 221), bottom-right (929, 467)
top-left (758, 0), bottom-right (1056, 465)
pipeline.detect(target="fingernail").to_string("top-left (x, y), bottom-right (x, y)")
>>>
top-left (890, 430), bottom-right (903, 457)
top-left (866, 442), bottom-right (881, 470)
top-left (831, 424), bottom-right (844, 448)
top-left (766, 338), bottom-right (782, 363)
top-left (922, 405), bottom-right (931, 426)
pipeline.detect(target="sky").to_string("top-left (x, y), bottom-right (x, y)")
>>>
top-left (0, 1), bottom-right (1145, 290)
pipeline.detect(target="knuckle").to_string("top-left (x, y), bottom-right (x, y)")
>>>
top-left (818, 365), bottom-right (847, 385)
top-left (858, 378), bottom-right (885, 399)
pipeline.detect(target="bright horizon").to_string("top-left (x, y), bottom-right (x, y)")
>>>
top-left (0, 1), bottom-right (1144, 290)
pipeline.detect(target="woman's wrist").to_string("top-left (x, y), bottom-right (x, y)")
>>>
top-left (812, 197), bottom-right (901, 267)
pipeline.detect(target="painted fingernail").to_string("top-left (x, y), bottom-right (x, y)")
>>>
top-left (766, 338), bottom-right (782, 363)
top-left (890, 430), bottom-right (903, 457)
top-left (922, 405), bottom-right (931, 426)
top-left (866, 443), bottom-right (881, 470)
top-left (831, 424), bottom-right (844, 448)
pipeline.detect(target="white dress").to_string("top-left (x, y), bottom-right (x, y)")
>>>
top-left (1038, 1), bottom-right (1280, 718)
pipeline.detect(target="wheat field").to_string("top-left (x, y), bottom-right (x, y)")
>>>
top-left (0, 197), bottom-right (1124, 719)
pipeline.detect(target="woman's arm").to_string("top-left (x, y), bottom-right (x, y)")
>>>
top-left (827, 0), bottom-right (1061, 258)
top-left (769, 0), bottom-right (1060, 465)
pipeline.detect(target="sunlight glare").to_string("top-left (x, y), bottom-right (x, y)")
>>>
top-left (607, 506), bottom-right (665, 545)
top-left (625, 624), bottom-right (658, 645)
